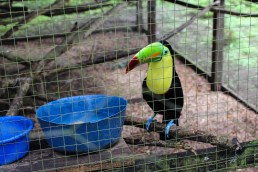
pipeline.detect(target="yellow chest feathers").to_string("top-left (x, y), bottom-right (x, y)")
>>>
top-left (146, 53), bottom-right (173, 94)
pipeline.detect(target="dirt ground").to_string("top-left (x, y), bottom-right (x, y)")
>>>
top-left (2, 29), bottom-right (258, 136)
top-left (2, 30), bottom-right (257, 155)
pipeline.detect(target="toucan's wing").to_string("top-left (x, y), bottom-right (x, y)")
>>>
top-left (142, 77), bottom-right (183, 114)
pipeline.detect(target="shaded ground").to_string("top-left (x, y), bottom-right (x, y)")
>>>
top-left (0, 1), bottom-right (257, 170)
top-left (3, 30), bottom-right (256, 147)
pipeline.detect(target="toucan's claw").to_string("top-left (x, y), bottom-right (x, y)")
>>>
top-left (165, 120), bottom-right (176, 139)
top-left (146, 113), bottom-right (157, 131)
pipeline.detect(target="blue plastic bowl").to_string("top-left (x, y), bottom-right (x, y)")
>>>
top-left (0, 116), bottom-right (34, 166)
top-left (36, 94), bottom-right (127, 153)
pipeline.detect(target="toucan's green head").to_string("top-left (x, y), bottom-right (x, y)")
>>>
top-left (126, 42), bottom-right (170, 73)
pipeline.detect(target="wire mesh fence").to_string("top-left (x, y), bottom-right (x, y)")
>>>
top-left (0, 0), bottom-right (257, 171)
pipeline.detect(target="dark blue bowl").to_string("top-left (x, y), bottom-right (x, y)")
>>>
top-left (36, 95), bottom-right (127, 153)
top-left (0, 116), bottom-right (34, 166)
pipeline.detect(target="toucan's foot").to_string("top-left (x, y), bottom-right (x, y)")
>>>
top-left (146, 113), bottom-right (157, 131)
top-left (165, 120), bottom-right (176, 139)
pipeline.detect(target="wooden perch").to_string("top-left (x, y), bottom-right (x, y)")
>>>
top-left (165, 0), bottom-right (258, 17)
top-left (124, 116), bottom-right (242, 152)
top-left (124, 137), bottom-right (197, 155)
top-left (159, 0), bottom-right (220, 41)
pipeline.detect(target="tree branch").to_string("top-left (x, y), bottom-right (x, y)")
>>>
top-left (0, 0), bottom-right (32, 2)
top-left (0, 50), bottom-right (30, 67)
top-left (4, 2), bottom-right (128, 116)
top-left (159, 0), bottom-right (220, 41)
top-left (0, 3), bottom-right (112, 19)
top-left (28, 88), bottom-right (57, 102)
top-left (0, 5), bottom-right (28, 12)
top-left (165, 0), bottom-right (258, 17)
top-left (0, 0), bottom-right (65, 39)
top-left (0, 99), bottom-right (9, 106)
top-left (0, 25), bottom-right (138, 45)
top-left (35, 2), bottom-right (128, 75)
top-left (124, 116), bottom-right (242, 152)
top-left (6, 78), bottom-right (31, 115)
top-left (42, 48), bottom-right (141, 77)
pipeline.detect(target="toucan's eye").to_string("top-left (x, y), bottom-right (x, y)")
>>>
top-left (163, 50), bottom-right (168, 55)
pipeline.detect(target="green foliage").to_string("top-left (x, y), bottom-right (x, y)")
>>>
top-left (0, 24), bottom-right (15, 34)
top-left (183, 0), bottom-right (258, 68)
top-left (0, 1), bottom-right (112, 37)
top-left (224, 15), bottom-right (258, 68)
top-left (157, 0), bottom-right (258, 69)
top-left (237, 140), bottom-right (258, 168)
top-left (14, 0), bottom-right (57, 10)
top-left (187, 0), bottom-right (258, 13)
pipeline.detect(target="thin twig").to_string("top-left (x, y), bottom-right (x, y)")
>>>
top-left (160, 0), bottom-right (220, 41)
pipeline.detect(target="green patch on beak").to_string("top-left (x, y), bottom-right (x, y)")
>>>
top-left (136, 42), bottom-right (164, 63)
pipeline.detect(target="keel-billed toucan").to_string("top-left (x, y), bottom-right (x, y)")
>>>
top-left (126, 40), bottom-right (184, 138)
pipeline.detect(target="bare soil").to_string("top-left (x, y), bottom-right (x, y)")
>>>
top-left (1, 30), bottom-right (257, 154)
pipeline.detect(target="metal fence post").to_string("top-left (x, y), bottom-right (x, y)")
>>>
top-left (136, 0), bottom-right (143, 33)
top-left (148, 0), bottom-right (156, 43)
top-left (211, 0), bottom-right (225, 91)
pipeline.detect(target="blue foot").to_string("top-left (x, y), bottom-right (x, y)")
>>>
top-left (146, 113), bottom-right (157, 131)
top-left (165, 120), bottom-right (176, 139)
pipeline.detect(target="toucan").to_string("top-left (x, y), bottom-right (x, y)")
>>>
top-left (125, 40), bottom-right (184, 138)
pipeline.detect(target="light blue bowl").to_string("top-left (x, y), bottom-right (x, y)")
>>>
top-left (36, 94), bottom-right (127, 153)
top-left (0, 116), bottom-right (34, 166)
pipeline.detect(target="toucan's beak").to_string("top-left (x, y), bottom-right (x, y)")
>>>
top-left (125, 56), bottom-right (139, 74)
top-left (125, 42), bottom-right (164, 74)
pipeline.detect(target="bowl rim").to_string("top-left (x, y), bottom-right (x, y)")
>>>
top-left (0, 116), bottom-right (34, 144)
top-left (35, 94), bottom-right (128, 125)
